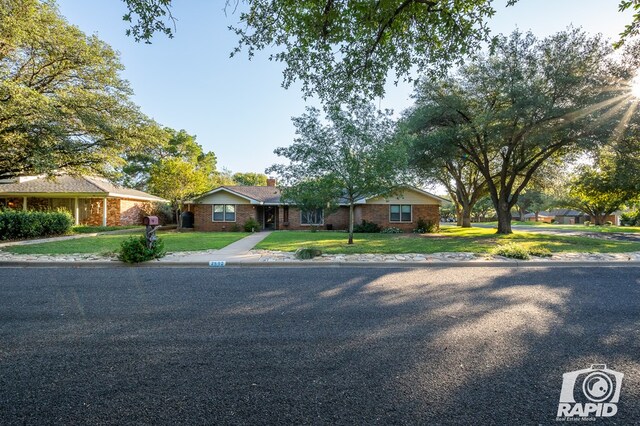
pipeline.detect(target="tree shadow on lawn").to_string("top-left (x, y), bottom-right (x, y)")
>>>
top-left (1, 267), bottom-right (638, 424)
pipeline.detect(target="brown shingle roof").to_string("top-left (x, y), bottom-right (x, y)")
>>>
top-left (219, 186), bottom-right (282, 204)
top-left (0, 175), bottom-right (167, 202)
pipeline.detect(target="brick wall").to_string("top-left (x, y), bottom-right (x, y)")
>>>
top-left (191, 204), bottom-right (258, 231)
top-left (282, 206), bottom-right (350, 230)
top-left (119, 199), bottom-right (154, 225)
top-left (358, 204), bottom-right (440, 232)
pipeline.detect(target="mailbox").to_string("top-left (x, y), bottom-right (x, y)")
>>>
top-left (143, 216), bottom-right (159, 226)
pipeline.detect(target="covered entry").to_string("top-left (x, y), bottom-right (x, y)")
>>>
top-left (260, 206), bottom-right (279, 230)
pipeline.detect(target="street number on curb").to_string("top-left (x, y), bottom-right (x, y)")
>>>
top-left (209, 261), bottom-right (226, 267)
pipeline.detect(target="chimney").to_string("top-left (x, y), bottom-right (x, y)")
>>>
top-left (266, 177), bottom-right (277, 187)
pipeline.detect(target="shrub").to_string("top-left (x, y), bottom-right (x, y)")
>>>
top-left (353, 220), bottom-right (381, 233)
top-left (243, 218), bottom-right (261, 232)
top-left (381, 227), bottom-right (403, 234)
top-left (604, 221), bottom-right (613, 226)
top-left (229, 223), bottom-right (242, 232)
top-left (294, 247), bottom-right (322, 260)
top-left (528, 246), bottom-right (552, 258)
top-left (583, 221), bottom-right (591, 226)
top-left (0, 210), bottom-right (73, 240)
top-left (413, 217), bottom-right (437, 234)
top-left (621, 210), bottom-right (640, 226)
top-left (117, 235), bottom-right (166, 263)
top-left (492, 243), bottom-right (553, 259)
top-left (491, 243), bottom-right (530, 260)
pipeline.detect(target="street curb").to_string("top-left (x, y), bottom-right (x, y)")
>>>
top-left (2, 260), bottom-right (640, 268)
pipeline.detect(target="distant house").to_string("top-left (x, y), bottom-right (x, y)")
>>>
top-left (0, 175), bottom-right (167, 226)
top-left (183, 179), bottom-right (444, 231)
top-left (547, 209), bottom-right (588, 225)
top-left (523, 211), bottom-right (555, 223)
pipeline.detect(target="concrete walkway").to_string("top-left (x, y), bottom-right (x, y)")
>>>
top-left (159, 231), bottom-right (272, 264)
top-left (0, 227), bottom-right (144, 248)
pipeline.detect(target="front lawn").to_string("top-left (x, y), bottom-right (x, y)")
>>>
top-left (4, 232), bottom-right (249, 255)
top-left (255, 228), bottom-right (640, 255)
top-left (71, 225), bottom-right (143, 234)
top-left (483, 221), bottom-right (640, 233)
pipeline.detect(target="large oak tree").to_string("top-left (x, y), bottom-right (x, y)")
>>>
top-left (0, 0), bottom-right (147, 180)
top-left (404, 29), bottom-right (639, 234)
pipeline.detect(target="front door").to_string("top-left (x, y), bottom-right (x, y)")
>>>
top-left (263, 206), bottom-right (277, 230)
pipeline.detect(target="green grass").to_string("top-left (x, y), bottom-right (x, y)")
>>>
top-left (71, 225), bottom-right (143, 234)
top-left (4, 232), bottom-right (249, 255)
top-left (481, 221), bottom-right (640, 233)
top-left (255, 228), bottom-right (640, 255)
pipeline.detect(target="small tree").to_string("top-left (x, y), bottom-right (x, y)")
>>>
top-left (268, 104), bottom-right (409, 244)
top-left (568, 166), bottom-right (637, 225)
top-left (148, 158), bottom-right (211, 225)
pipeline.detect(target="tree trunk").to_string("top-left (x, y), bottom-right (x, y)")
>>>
top-left (519, 206), bottom-right (525, 221)
top-left (535, 211), bottom-right (539, 222)
top-left (496, 199), bottom-right (513, 234)
top-left (461, 201), bottom-right (472, 228)
top-left (348, 202), bottom-right (354, 244)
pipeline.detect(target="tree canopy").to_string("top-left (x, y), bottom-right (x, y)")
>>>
top-left (0, 0), bottom-right (148, 180)
top-left (232, 172), bottom-right (268, 186)
top-left (403, 29), bottom-right (639, 234)
top-left (120, 1), bottom-right (640, 102)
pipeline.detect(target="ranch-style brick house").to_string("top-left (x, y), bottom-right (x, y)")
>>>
top-left (0, 175), bottom-right (167, 226)
top-left (183, 179), bottom-right (444, 232)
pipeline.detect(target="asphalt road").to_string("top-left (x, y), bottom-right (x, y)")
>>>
top-left (0, 266), bottom-right (639, 425)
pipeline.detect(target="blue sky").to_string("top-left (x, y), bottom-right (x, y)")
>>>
top-left (56, 0), bottom-right (632, 175)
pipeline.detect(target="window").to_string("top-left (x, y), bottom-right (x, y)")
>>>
top-left (390, 204), bottom-right (412, 222)
top-left (213, 204), bottom-right (236, 222)
top-left (301, 208), bottom-right (324, 225)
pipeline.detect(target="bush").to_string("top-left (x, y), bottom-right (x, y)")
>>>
top-left (604, 221), bottom-right (613, 226)
top-left (0, 210), bottom-right (73, 240)
top-left (117, 235), bottom-right (166, 263)
top-left (243, 218), bottom-right (261, 232)
top-left (621, 210), bottom-right (640, 226)
top-left (381, 227), bottom-right (403, 234)
top-left (294, 247), bottom-right (322, 260)
top-left (413, 217), bottom-right (437, 234)
top-left (528, 246), bottom-right (552, 258)
top-left (492, 243), bottom-right (553, 259)
top-left (583, 221), bottom-right (591, 226)
top-left (353, 220), bottom-right (381, 233)
top-left (491, 243), bottom-right (530, 260)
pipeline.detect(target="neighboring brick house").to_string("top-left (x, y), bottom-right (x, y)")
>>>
top-left (183, 180), bottom-right (444, 232)
top-left (0, 175), bottom-right (167, 226)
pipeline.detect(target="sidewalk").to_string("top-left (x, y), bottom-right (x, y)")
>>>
top-left (158, 231), bottom-right (272, 264)
top-left (0, 227), bottom-right (144, 248)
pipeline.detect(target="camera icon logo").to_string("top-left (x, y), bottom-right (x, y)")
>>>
top-left (557, 364), bottom-right (624, 419)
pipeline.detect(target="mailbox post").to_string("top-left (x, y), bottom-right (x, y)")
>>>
top-left (143, 216), bottom-right (161, 249)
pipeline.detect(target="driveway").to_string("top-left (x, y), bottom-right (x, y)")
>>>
top-left (0, 266), bottom-right (638, 424)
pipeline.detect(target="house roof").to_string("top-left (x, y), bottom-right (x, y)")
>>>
top-left (548, 209), bottom-right (586, 217)
top-left (0, 175), bottom-right (167, 202)
top-left (523, 211), bottom-right (554, 218)
top-left (189, 185), bottom-right (445, 205)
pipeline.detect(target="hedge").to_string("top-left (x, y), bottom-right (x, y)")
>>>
top-left (0, 210), bottom-right (74, 240)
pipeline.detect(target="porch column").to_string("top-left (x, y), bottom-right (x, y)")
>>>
top-left (74, 198), bottom-right (79, 226)
top-left (102, 197), bottom-right (107, 227)
top-left (22, 196), bottom-right (27, 211)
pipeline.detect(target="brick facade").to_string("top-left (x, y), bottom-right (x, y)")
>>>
top-left (1, 196), bottom-right (157, 226)
top-left (190, 204), bottom-right (259, 231)
top-left (357, 204), bottom-right (440, 232)
top-left (282, 206), bottom-right (351, 230)
top-left (189, 203), bottom-right (440, 232)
